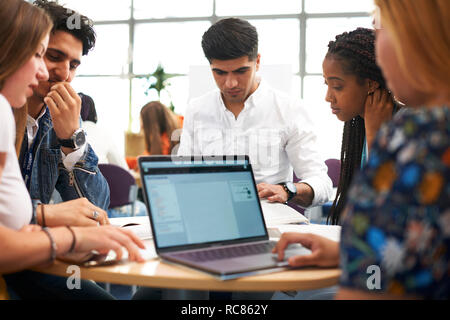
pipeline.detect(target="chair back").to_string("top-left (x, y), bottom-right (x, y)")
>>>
top-left (293, 159), bottom-right (341, 187)
top-left (325, 158), bottom-right (341, 188)
top-left (290, 159), bottom-right (341, 214)
top-left (98, 164), bottom-right (137, 209)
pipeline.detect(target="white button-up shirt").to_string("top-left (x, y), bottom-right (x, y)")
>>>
top-left (178, 79), bottom-right (332, 207)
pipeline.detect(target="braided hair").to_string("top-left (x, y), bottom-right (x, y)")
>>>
top-left (326, 28), bottom-right (387, 225)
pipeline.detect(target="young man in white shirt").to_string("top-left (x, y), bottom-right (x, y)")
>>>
top-left (178, 18), bottom-right (332, 209)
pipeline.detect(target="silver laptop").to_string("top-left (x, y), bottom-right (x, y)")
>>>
top-left (138, 155), bottom-right (310, 280)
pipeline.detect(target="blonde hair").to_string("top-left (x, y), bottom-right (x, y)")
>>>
top-left (374, 0), bottom-right (450, 95)
top-left (0, 0), bottom-right (52, 155)
top-left (140, 101), bottom-right (180, 155)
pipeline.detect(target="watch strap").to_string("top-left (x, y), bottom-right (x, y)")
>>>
top-left (57, 128), bottom-right (85, 150)
top-left (279, 182), bottom-right (296, 202)
top-left (58, 137), bottom-right (76, 148)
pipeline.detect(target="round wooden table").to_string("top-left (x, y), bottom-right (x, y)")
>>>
top-left (33, 256), bottom-right (340, 293)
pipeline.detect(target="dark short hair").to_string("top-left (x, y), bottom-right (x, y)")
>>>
top-left (201, 18), bottom-right (258, 63)
top-left (34, 0), bottom-right (96, 56)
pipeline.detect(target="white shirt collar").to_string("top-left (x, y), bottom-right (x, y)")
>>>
top-left (246, 76), bottom-right (265, 106)
top-left (218, 77), bottom-right (264, 114)
top-left (26, 106), bottom-right (47, 146)
top-left (26, 106), bottom-right (47, 128)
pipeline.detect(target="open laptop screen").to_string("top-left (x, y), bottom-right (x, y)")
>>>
top-left (140, 156), bottom-right (267, 250)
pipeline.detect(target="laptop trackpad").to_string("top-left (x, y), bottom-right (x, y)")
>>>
top-left (204, 246), bottom-right (311, 273)
top-left (284, 244), bottom-right (312, 259)
top-left (204, 254), bottom-right (283, 273)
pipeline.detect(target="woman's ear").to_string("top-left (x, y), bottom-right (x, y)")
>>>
top-left (367, 80), bottom-right (380, 95)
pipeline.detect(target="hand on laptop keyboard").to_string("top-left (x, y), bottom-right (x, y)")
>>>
top-left (88, 245), bottom-right (157, 265)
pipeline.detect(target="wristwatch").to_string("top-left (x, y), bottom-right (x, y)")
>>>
top-left (279, 182), bottom-right (297, 202)
top-left (58, 128), bottom-right (86, 150)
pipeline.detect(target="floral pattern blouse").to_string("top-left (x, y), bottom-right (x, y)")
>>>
top-left (339, 106), bottom-right (449, 299)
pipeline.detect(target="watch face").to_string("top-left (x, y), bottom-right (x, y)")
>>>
top-left (74, 131), bottom-right (86, 147)
top-left (285, 182), bottom-right (297, 194)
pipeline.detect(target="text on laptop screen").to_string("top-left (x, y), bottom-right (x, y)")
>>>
top-left (141, 159), bottom-right (267, 249)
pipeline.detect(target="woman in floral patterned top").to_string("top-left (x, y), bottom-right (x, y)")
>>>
top-left (273, 0), bottom-right (449, 299)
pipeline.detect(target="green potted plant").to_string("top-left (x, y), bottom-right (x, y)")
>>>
top-left (145, 63), bottom-right (181, 112)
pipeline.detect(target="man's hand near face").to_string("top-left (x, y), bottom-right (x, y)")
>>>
top-left (44, 82), bottom-right (82, 155)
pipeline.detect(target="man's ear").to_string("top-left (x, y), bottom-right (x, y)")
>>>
top-left (255, 53), bottom-right (261, 72)
top-left (367, 80), bottom-right (380, 95)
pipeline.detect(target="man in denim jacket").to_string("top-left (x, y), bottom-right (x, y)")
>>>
top-left (19, 1), bottom-right (110, 219)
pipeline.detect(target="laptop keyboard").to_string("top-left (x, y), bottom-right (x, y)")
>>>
top-left (173, 242), bottom-right (276, 263)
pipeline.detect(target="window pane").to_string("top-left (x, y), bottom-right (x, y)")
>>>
top-left (61, 0), bottom-right (131, 21)
top-left (77, 24), bottom-right (129, 76)
top-left (291, 75), bottom-right (301, 100)
top-left (133, 21), bottom-right (210, 74)
top-left (216, 0), bottom-right (301, 15)
top-left (305, 17), bottom-right (372, 74)
top-left (305, 0), bottom-right (374, 13)
top-left (71, 77), bottom-right (130, 154)
top-left (131, 78), bottom-right (153, 133)
top-left (168, 76), bottom-right (190, 116)
top-left (250, 19), bottom-right (300, 73)
top-left (303, 75), bottom-right (326, 102)
top-left (303, 76), bottom-right (343, 160)
top-left (134, 0), bottom-right (213, 19)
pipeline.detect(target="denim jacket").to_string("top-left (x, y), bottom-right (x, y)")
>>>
top-left (20, 109), bottom-right (110, 220)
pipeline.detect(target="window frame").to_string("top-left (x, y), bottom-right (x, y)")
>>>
top-left (57, 0), bottom-right (371, 131)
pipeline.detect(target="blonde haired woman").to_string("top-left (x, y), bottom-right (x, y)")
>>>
top-left (0, 0), bottom-right (144, 299)
top-left (274, 0), bottom-right (449, 299)
top-left (140, 101), bottom-right (181, 156)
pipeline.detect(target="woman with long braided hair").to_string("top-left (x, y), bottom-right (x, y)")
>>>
top-left (323, 27), bottom-right (398, 225)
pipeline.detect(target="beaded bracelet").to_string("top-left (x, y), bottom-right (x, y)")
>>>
top-left (42, 227), bottom-right (57, 263)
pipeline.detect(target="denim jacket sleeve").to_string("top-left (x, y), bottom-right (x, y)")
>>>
top-left (30, 199), bottom-right (42, 224)
top-left (55, 142), bottom-right (110, 210)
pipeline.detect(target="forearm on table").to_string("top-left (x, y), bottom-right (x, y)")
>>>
top-left (291, 182), bottom-right (314, 207)
top-left (35, 204), bottom-right (57, 227)
top-left (0, 226), bottom-right (72, 274)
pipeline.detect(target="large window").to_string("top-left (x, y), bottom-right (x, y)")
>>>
top-left (60, 0), bottom-right (374, 159)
